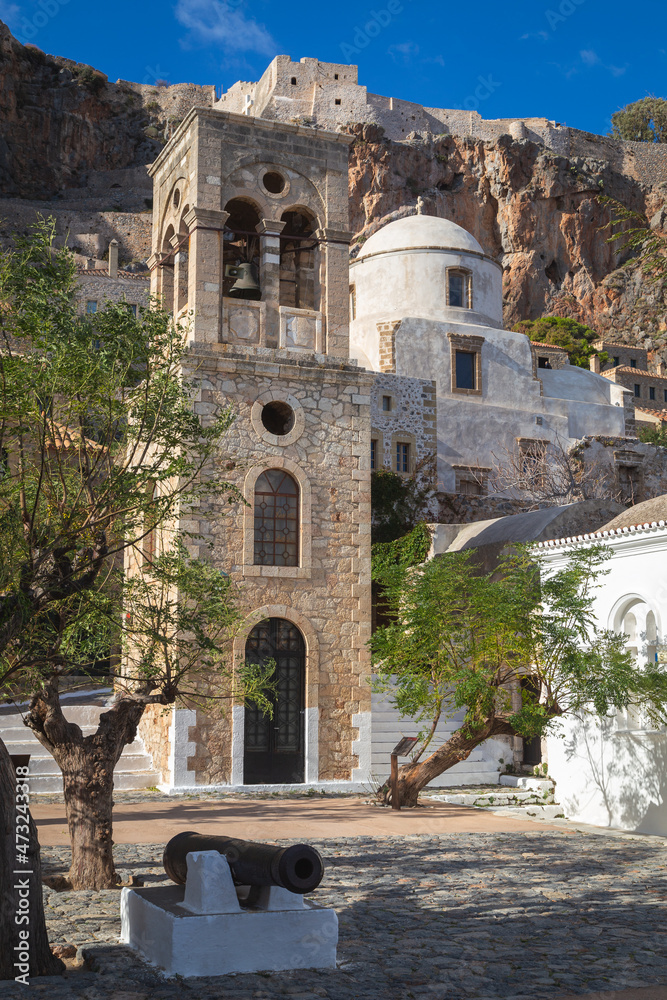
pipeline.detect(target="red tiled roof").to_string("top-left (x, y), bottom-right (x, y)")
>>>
top-left (635, 406), bottom-right (667, 418)
top-left (529, 341), bottom-right (568, 351)
top-left (602, 367), bottom-right (667, 379)
top-left (77, 268), bottom-right (149, 281)
top-left (593, 341), bottom-right (643, 350)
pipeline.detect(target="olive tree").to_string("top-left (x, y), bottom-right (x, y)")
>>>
top-left (370, 532), bottom-right (667, 807)
top-left (0, 220), bottom-right (254, 969)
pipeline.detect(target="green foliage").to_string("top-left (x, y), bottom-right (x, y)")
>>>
top-left (512, 316), bottom-right (606, 369)
top-left (120, 541), bottom-right (273, 709)
top-left (76, 66), bottom-right (107, 95)
top-left (610, 97), bottom-right (667, 143)
top-left (0, 219), bottom-right (242, 695)
top-left (638, 424), bottom-right (667, 447)
top-left (371, 523), bottom-right (432, 582)
top-left (370, 543), bottom-right (667, 761)
top-left (600, 195), bottom-right (667, 284)
top-left (371, 466), bottom-right (434, 544)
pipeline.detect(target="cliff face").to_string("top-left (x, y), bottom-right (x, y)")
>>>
top-left (1, 23), bottom-right (665, 351)
top-left (0, 22), bottom-right (162, 199)
top-left (348, 125), bottom-right (667, 352)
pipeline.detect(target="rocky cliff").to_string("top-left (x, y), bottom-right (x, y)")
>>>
top-left (1, 22), bottom-right (665, 353)
top-left (347, 124), bottom-right (667, 352)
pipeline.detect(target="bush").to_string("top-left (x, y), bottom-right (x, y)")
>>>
top-left (76, 65), bottom-right (107, 96)
top-left (611, 97), bottom-right (667, 143)
top-left (512, 316), bottom-right (606, 369)
top-left (638, 424), bottom-right (667, 446)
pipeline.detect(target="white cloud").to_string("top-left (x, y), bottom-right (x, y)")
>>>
top-left (174, 0), bottom-right (275, 56)
top-left (521, 30), bottom-right (549, 42)
top-left (580, 49), bottom-right (600, 66)
top-left (388, 40), bottom-right (420, 63)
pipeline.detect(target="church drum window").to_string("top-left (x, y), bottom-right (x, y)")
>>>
top-left (254, 470), bottom-right (299, 566)
top-left (447, 268), bottom-right (472, 309)
top-left (244, 618), bottom-right (305, 784)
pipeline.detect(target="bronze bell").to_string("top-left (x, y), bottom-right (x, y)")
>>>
top-left (226, 262), bottom-right (261, 301)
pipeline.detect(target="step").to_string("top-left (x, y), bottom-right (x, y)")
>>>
top-left (500, 775), bottom-right (553, 791)
top-left (430, 788), bottom-right (555, 807)
top-left (490, 805), bottom-right (565, 820)
top-left (0, 729), bottom-right (146, 759)
top-left (24, 754), bottom-right (155, 776)
top-left (25, 770), bottom-right (159, 795)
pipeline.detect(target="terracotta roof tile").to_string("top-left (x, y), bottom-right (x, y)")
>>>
top-left (77, 268), bottom-right (149, 281)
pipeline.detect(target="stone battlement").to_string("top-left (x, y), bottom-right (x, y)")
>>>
top-left (214, 55), bottom-right (667, 188)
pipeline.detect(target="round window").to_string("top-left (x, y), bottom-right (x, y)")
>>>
top-left (263, 171), bottom-right (286, 195)
top-left (173, 189), bottom-right (181, 209)
top-left (261, 401), bottom-right (295, 436)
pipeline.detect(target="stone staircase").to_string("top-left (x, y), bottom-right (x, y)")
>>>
top-left (429, 774), bottom-right (564, 820)
top-left (0, 689), bottom-right (160, 794)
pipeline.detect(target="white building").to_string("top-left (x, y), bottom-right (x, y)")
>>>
top-left (348, 212), bottom-right (630, 492)
top-left (540, 496), bottom-right (667, 836)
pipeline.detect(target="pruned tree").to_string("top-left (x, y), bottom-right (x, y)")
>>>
top-left (21, 543), bottom-right (273, 891)
top-left (0, 219), bottom-right (258, 932)
top-left (487, 436), bottom-right (622, 511)
top-left (370, 533), bottom-right (667, 807)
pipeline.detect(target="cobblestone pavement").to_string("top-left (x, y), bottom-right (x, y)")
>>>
top-left (1, 831), bottom-right (666, 999)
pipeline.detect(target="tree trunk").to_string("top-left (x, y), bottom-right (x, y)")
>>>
top-left (0, 736), bottom-right (65, 980)
top-left (25, 681), bottom-right (147, 890)
top-left (387, 717), bottom-right (517, 808)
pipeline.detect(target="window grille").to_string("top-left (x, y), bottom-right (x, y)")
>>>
top-left (254, 470), bottom-right (299, 566)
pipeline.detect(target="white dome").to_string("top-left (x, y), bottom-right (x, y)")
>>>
top-left (357, 214), bottom-right (484, 259)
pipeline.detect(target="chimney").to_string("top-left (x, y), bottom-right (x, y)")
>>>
top-left (656, 361), bottom-right (667, 377)
top-left (108, 240), bottom-right (119, 279)
top-left (590, 354), bottom-right (601, 374)
top-left (86, 257), bottom-right (96, 270)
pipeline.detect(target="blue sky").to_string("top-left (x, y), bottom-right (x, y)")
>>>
top-left (1, 0), bottom-right (665, 136)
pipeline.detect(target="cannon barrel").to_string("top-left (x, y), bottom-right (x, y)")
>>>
top-left (163, 831), bottom-right (324, 894)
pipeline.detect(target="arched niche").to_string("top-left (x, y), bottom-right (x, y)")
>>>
top-left (279, 207), bottom-right (320, 311)
top-left (222, 198), bottom-right (262, 300)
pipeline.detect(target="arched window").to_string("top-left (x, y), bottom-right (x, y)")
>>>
top-left (254, 470), bottom-right (299, 566)
top-left (447, 268), bottom-right (473, 309)
top-left (244, 618), bottom-right (305, 784)
top-left (280, 209), bottom-right (319, 310)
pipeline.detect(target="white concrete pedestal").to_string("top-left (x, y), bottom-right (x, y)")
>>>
top-left (120, 851), bottom-right (338, 977)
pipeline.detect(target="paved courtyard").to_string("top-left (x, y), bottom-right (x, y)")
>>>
top-left (1, 829), bottom-right (666, 1000)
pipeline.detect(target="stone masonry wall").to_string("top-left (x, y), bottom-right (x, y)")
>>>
top-left (138, 704), bottom-right (171, 786)
top-left (74, 270), bottom-right (150, 313)
top-left (370, 373), bottom-right (437, 475)
top-left (181, 345), bottom-right (373, 785)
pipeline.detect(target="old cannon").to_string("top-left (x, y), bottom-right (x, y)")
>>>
top-left (163, 830), bottom-right (324, 894)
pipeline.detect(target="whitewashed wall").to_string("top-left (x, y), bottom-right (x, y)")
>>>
top-left (371, 688), bottom-right (506, 787)
top-left (542, 521), bottom-right (667, 835)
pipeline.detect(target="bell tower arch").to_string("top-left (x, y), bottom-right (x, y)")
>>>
top-left (148, 110), bottom-right (353, 358)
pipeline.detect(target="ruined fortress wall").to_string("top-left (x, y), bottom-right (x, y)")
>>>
top-left (214, 56), bottom-right (667, 190)
top-left (122, 80), bottom-right (216, 122)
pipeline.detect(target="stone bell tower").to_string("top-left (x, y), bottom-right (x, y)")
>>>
top-left (142, 110), bottom-right (373, 793)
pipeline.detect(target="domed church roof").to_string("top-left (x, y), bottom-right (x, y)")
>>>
top-left (600, 495), bottom-right (667, 532)
top-left (356, 214), bottom-right (485, 260)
